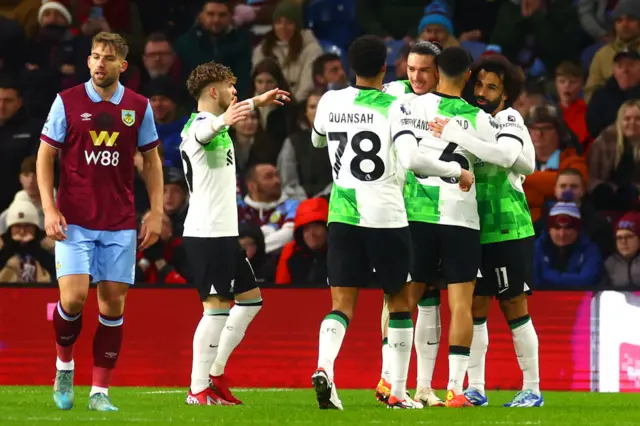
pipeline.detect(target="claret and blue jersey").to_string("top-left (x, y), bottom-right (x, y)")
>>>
top-left (40, 80), bottom-right (159, 284)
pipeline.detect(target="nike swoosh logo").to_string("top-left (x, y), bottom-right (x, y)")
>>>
top-left (427, 341), bottom-right (439, 345)
top-left (209, 345), bottom-right (218, 348)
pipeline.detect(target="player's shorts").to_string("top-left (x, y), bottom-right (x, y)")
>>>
top-left (55, 224), bottom-right (137, 285)
top-left (409, 221), bottom-right (480, 285)
top-left (182, 236), bottom-right (257, 301)
top-left (327, 222), bottom-right (411, 295)
top-left (476, 237), bottom-right (534, 300)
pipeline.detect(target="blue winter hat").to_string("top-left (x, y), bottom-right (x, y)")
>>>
top-left (418, 0), bottom-right (454, 36)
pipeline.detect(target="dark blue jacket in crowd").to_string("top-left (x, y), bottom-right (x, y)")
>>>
top-left (157, 116), bottom-right (189, 168)
top-left (533, 231), bottom-right (602, 289)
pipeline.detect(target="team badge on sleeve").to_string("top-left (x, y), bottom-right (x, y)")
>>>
top-left (122, 110), bottom-right (136, 127)
top-left (400, 103), bottom-right (411, 115)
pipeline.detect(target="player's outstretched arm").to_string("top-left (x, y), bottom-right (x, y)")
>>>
top-left (394, 130), bottom-right (462, 178)
top-left (510, 134), bottom-right (535, 176)
top-left (432, 116), bottom-right (523, 170)
top-left (251, 87), bottom-right (291, 108)
top-left (37, 142), bottom-right (67, 241)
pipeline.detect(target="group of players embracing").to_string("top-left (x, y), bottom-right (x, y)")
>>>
top-left (309, 36), bottom-right (543, 410)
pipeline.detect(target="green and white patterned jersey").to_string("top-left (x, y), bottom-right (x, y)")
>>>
top-left (382, 80), bottom-right (415, 98)
top-left (397, 93), bottom-right (499, 230)
top-left (474, 107), bottom-right (535, 244)
top-left (180, 112), bottom-right (238, 238)
top-left (312, 86), bottom-right (408, 228)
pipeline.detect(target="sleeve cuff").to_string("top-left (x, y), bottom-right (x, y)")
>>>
top-left (139, 139), bottom-right (160, 153)
top-left (40, 135), bottom-right (63, 150)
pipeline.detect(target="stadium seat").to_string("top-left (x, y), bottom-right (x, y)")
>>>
top-left (460, 40), bottom-right (487, 61)
top-left (581, 42), bottom-right (605, 75)
top-left (306, 0), bottom-right (360, 50)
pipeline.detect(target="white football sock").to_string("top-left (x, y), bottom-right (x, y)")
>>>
top-left (447, 353), bottom-right (470, 394)
top-left (381, 339), bottom-right (392, 382)
top-left (468, 319), bottom-right (488, 394)
top-left (414, 304), bottom-right (441, 389)
top-left (56, 357), bottom-right (75, 371)
top-left (512, 317), bottom-right (540, 394)
top-left (317, 312), bottom-right (348, 381)
top-left (190, 310), bottom-right (229, 393)
top-left (388, 314), bottom-right (413, 400)
top-left (210, 301), bottom-right (262, 377)
top-left (90, 386), bottom-right (108, 396)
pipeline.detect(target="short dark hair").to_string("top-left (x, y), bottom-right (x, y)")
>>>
top-left (203, 0), bottom-right (229, 7)
top-left (312, 53), bottom-right (341, 78)
top-left (0, 75), bottom-right (20, 95)
top-left (409, 40), bottom-right (442, 58)
top-left (557, 167), bottom-right (585, 183)
top-left (437, 46), bottom-right (472, 79)
top-left (92, 32), bottom-right (129, 59)
top-left (20, 156), bottom-right (36, 175)
top-left (470, 55), bottom-right (524, 105)
top-left (186, 61), bottom-right (236, 100)
top-left (555, 61), bottom-right (583, 79)
top-left (145, 32), bottom-right (171, 45)
top-left (348, 35), bottom-right (386, 78)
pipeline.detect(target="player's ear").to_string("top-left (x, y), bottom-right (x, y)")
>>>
top-left (209, 85), bottom-right (218, 100)
top-left (464, 69), bottom-right (472, 82)
top-left (119, 60), bottom-right (129, 74)
top-left (381, 63), bottom-right (387, 76)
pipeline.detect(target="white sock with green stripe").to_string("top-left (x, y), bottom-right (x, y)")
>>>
top-left (210, 299), bottom-right (263, 377)
top-left (388, 312), bottom-right (413, 400)
top-left (317, 311), bottom-right (349, 381)
top-left (510, 315), bottom-right (540, 395)
top-left (468, 317), bottom-right (488, 394)
top-left (414, 292), bottom-right (441, 389)
top-left (191, 308), bottom-right (229, 394)
top-left (381, 338), bottom-right (391, 382)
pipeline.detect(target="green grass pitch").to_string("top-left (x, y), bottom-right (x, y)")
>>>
top-left (1, 387), bottom-right (639, 425)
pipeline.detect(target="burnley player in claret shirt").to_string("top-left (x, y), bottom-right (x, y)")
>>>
top-left (37, 32), bottom-right (164, 412)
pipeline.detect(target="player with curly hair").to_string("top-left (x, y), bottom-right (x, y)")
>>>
top-left (181, 61), bottom-right (290, 406)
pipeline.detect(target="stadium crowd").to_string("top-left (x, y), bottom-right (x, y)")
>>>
top-left (0, 0), bottom-right (639, 289)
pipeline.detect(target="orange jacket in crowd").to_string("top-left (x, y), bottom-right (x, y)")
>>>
top-left (275, 197), bottom-right (329, 285)
top-left (560, 100), bottom-right (592, 151)
top-left (524, 148), bottom-right (588, 222)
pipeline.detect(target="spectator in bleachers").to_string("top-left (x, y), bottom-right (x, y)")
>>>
top-left (556, 61), bottom-right (592, 149)
top-left (585, 0), bottom-right (640, 102)
top-left (394, 43), bottom-right (410, 80)
top-left (452, 0), bottom-right (504, 44)
top-left (238, 221), bottom-right (276, 283)
top-left (312, 53), bottom-right (347, 92)
top-left (238, 163), bottom-right (300, 254)
top-left (0, 156), bottom-right (47, 234)
top-left (513, 81), bottom-right (547, 118)
top-left (163, 167), bottom-right (188, 236)
top-left (174, 0), bottom-right (252, 98)
top-left (0, 78), bottom-right (41, 212)
top-left (0, 16), bottom-right (27, 77)
top-left (22, 1), bottom-right (77, 119)
top-left (74, 0), bottom-right (145, 60)
top-left (136, 211), bottom-right (187, 284)
top-left (0, 0), bottom-right (42, 39)
top-left (491, 0), bottom-right (581, 78)
top-left (251, 58), bottom-right (297, 149)
top-left (602, 212), bottom-right (640, 288)
top-left (278, 90), bottom-right (332, 200)
top-left (534, 201), bottom-right (602, 289)
top-left (534, 168), bottom-right (615, 257)
top-left (140, 32), bottom-right (182, 98)
top-left (0, 199), bottom-right (55, 283)
top-left (588, 99), bottom-right (640, 212)
top-left (523, 104), bottom-right (587, 221)
top-left (578, 0), bottom-right (617, 43)
top-left (417, 0), bottom-right (460, 48)
top-left (356, 0), bottom-right (428, 41)
top-left (275, 197), bottom-right (328, 287)
top-left (252, 0), bottom-right (323, 102)
top-left (230, 110), bottom-right (280, 175)
top-left (135, 0), bottom-right (202, 40)
top-left (148, 76), bottom-right (188, 169)
top-left (586, 48), bottom-right (640, 138)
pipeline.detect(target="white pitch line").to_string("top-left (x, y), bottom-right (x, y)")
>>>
top-left (138, 388), bottom-right (295, 395)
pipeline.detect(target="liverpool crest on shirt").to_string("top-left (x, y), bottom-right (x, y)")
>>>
top-left (122, 110), bottom-right (135, 127)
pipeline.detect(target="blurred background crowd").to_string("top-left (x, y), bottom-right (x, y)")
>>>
top-left (1, 0), bottom-right (639, 290)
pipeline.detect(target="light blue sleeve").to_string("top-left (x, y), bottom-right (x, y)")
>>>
top-left (138, 101), bottom-right (159, 148)
top-left (42, 95), bottom-right (67, 143)
top-left (284, 199), bottom-right (300, 222)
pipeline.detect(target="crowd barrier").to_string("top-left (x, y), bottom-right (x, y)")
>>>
top-left (0, 287), bottom-right (638, 391)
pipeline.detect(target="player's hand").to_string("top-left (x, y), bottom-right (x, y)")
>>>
top-left (44, 206), bottom-right (67, 242)
top-left (459, 169), bottom-right (474, 192)
top-left (138, 211), bottom-right (162, 250)
top-left (255, 88), bottom-right (291, 108)
top-left (428, 117), bottom-right (449, 138)
top-left (223, 97), bottom-right (252, 126)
